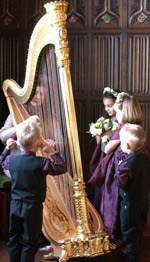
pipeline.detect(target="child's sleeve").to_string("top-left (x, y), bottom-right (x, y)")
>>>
top-left (43, 152), bottom-right (67, 175)
top-left (0, 148), bottom-right (11, 170)
top-left (114, 161), bottom-right (132, 188)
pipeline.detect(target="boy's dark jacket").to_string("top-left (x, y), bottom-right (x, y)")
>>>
top-left (115, 152), bottom-right (150, 202)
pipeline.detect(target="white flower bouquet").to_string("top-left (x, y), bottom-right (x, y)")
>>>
top-left (87, 118), bottom-right (119, 137)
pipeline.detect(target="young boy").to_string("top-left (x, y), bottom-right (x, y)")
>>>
top-left (115, 123), bottom-right (150, 262)
top-left (0, 121), bottom-right (67, 262)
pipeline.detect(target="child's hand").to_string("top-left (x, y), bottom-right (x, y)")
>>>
top-left (25, 115), bottom-right (40, 125)
top-left (6, 138), bottom-right (16, 150)
top-left (97, 116), bottom-right (105, 122)
top-left (45, 139), bottom-right (56, 147)
top-left (101, 135), bottom-right (110, 143)
top-left (41, 139), bottom-right (56, 154)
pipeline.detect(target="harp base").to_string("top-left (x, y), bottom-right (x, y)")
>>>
top-left (43, 253), bottom-right (60, 260)
top-left (58, 232), bottom-right (116, 262)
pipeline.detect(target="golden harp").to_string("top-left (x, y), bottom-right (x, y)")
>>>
top-left (2, 1), bottom-right (114, 261)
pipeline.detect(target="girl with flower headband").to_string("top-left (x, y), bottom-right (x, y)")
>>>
top-left (89, 87), bottom-right (120, 213)
top-left (89, 93), bottom-right (145, 243)
top-left (100, 87), bottom-right (118, 122)
top-left (88, 87), bottom-right (119, 146)
top-left (104, 93), bottom-right (143, 154)
top-left (89, 87), bottom-right (120, 172)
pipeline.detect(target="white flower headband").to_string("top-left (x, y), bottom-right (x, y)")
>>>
top-left (115, 92), bottom-right (129, 111)
top-left (103, 87), bottom-right (118, 98)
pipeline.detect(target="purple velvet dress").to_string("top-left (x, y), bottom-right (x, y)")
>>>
top-left (89, 124), bottom-right (127, 239)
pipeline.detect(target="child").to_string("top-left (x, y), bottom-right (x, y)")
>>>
top-left (115, 124), bottom-right (150, 262)
top-left (0, 115), bottom-right (40, 178)
top-left (0, 121), bottom-right (67, 262)
top-left (104, 92), bottom-right (143, 154)
top-left (89, 87), bottom-right (119, 211)
top-left (95, 87), bottom-right (119, 145)
top-left (89, 94), bottom-right (143, 240)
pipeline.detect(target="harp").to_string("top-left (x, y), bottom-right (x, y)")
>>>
top-left (2, 1), bottom-right (114, 261)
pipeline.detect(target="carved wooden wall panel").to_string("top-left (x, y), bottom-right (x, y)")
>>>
top-left (128, 35), bottom-right (150, 94)
top-left (128, 0), bottom-right (150, 27)
top-left (92, 102), bottom-right (104, 122)
top-left (0, 38), bottom-right (20, 86)
top-left (69, 35), bottom-right (87, 94)
top-left (93, 0), bottom-right (122, 28)
top-left (26, 0), bottom-right (48, 29)
top-left (0, 0), bottom-right (19, 29)
top-left (126, 0), bottom-right (150, 157)
top-left (75, 102), bottom-right (87, 170)
top-left (92, 35), bottom-right (122, 93)
top-left (67, 0), bottom-right (87, 29)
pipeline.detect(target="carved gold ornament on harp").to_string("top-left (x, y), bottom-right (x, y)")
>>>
top-left (2, 1), bottom-right (115, 261)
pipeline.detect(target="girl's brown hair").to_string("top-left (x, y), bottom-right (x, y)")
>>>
top-left (121, 96), bottom-right (143, 124)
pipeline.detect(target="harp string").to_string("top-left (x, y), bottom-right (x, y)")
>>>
top-left (46, 46), bottom-right (75, 219)
top-left (25, 45), bottom-right (76, 220)
top-left (47, 47), bottom-right (75, 217)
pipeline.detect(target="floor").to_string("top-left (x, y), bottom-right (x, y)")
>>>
top-left (0, 237), bottom-right (150, 262)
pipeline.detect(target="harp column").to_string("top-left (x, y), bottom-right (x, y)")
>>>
top-left (45, 1), bottom-right (114, 262)
top-left (46, 1), bottom-right (92, 236)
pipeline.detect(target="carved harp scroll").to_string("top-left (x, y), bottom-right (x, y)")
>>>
top-left (3, 1), bottom-right (112, 261)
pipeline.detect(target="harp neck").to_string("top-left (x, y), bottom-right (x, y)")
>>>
top-left (3, 1), bottom-right (69, 105)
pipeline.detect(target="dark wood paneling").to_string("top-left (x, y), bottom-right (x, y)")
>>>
top-left (128, 0), bottom-right (150, 28)
top-left (69, 35), bottom-right (88, 94)
top-left (127, 35), bottom-right (150, 94)
top-left (0, 38), bottom-right (20, 83)
top-left (67, 0), bottom-right (87, 29)
top-left (75, 101), bottom-right (87, 170)
top-left (93, 0), bottom-right (122, 28)
top-left (0, 0), bottom-right (20, 29)
top-left (92, 34), bottom-right (122, 93)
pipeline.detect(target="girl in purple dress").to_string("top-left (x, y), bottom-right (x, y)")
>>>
top-left (89, 87), bottom-right (119, 212)
top-left (89, 94), bottom-right (143, 241)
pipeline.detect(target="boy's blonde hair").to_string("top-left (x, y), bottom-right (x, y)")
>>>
top-left (16, 121), bottom-right (41, 150)
top-left (121, 96), bottom-right (143, 124)
top-left (120, 123), bottom-right (145, 152)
